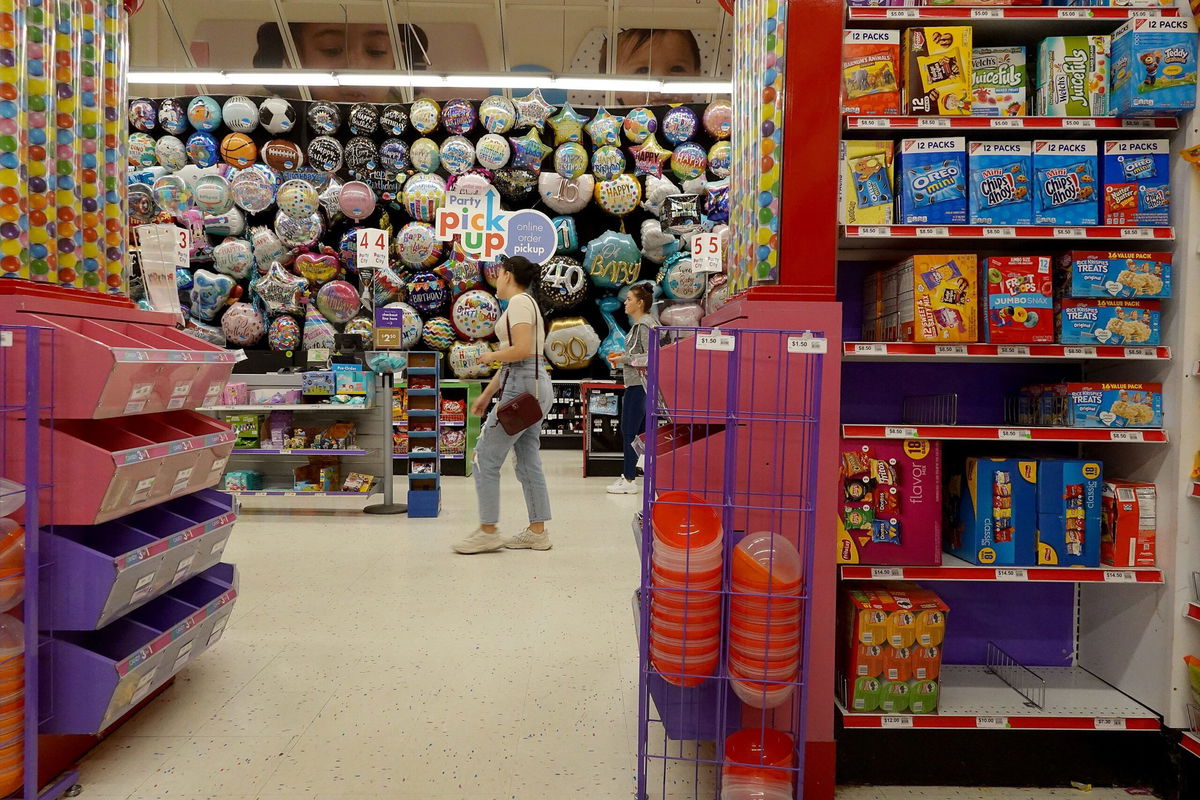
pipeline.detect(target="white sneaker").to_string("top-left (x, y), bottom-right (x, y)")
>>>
top-left (505, 527), bottom-right (552, 550)
top-left (607, 476), bottom-right (639, 495)
top-left (453, 528), bottom-right (506, 554)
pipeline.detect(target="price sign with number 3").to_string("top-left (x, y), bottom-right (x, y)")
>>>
top-left (692, 233), bottom-right (723, 274)
top-left (357, 228), bottom-right (389, 272)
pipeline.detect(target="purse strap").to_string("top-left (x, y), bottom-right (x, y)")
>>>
top-left (500, 293), bottom-right (540, 403)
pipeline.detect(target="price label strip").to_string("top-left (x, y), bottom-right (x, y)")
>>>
top-left (884, 426), bottom-right (919, 439)
top-left (995, 568), bottom-right (1028, 580)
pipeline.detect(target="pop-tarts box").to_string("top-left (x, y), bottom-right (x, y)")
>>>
top-left (1065, 381), bottom-right (1163, 428)
top-left (898, 137), bottom-right (967, 225)
top-left (1111, 17), bottom-right (1198, 117)
top-left (969, 141), bottom-right (1032, 225)
top-left (1102, 139), bottom-right (1170, 226)
top-left (1057, 250), bottom-right (1172, 299)
top-left (1057, 298), bottom-right (1161, 345)
top-left (947, 457), bottom-right (1038, 567)
top-left (1032, 140), bottom-right (1098, 226)
top-left (1036, 459), bottom-right (1102, 567)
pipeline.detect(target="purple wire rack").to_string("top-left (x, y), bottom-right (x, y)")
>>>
top-left (637, 327), bottom-right (825, 800)
top-left (1, 325), bottom-right (78, 800)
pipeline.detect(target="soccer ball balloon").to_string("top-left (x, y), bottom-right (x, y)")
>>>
top-left (258, 96), bottom-right (298, 135)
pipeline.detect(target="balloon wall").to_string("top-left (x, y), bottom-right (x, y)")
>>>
top-left (126, 92), bottom-right (733, 377)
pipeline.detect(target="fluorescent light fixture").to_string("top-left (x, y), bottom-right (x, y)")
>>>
top-left (225, 71), bottom-right (338, 86)
top-left (127, 70), bottom-right (229, 84)
top-left (550, 77), bottom-right (661, 92)
top-left (337, 72), bottom-right (433, 87)
top-left (442, 74), bottom-right (553, 89)
top-left (662, 81), bottom-right (733, 94)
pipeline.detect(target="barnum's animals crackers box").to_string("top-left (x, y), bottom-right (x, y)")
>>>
top-left (843, 30), bottom-right (901, 115)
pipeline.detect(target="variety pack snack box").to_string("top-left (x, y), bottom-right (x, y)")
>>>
top-left (1110, 17), bottom-right (1198, 117)
top-left (946, 457), bottom-right (1039, 566)
top-left (1101, 480), bottom-right (1157, 567)
top-left (1036, 459), bottom-right (1102, 567)
top-left (1032, 140), bottom-right (1099, 226)
top-left (981, 256), bottom-right (1054, 343)
top-left (1102, 139), bottom-right (1170, 226)
top-left (839, 140), bottom-right (895, 225)
top-left (897, 137), bottom-right (968, 224)
top-left (972, 46), bottom-right (1028, 117)
top-left (903, 26), bottom-right (974, 115)
top-left (843, 29), bottom-right (902, 115)
top-left (1064, 381), bottom-right (1163, 428)
top-left (1057, 250), bottom-right (1172, 299)
top-left (968, 141), bottom-right (1032, 225)
top-left (1036, 35), bottom-right (1111, 117)
top-left (897, 253), bottom-right (978, 342)
top-left (1057, 298), bottom-right (1161, 345)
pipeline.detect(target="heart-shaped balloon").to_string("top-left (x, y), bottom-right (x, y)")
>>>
top-left (189, 269), bottom-right (238, 321)
top-left (295, 252), bottom-right (341, 286)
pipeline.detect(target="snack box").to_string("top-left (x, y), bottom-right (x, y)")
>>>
top-left (1057, 298), bottom-right (1161, 345)
top-left (1065, 381), bottom-right (1163, 428)
top-left (1035, 36), bottom-right (1110, 117)
top-left (1102, 139), bottom-right (1170, 227)
top-left (902, 26), bottom-right (973, 115)
top-left (897, 137), bottom-right (967, 225)
top-left (1057, 250), bottom-right (1172, 299)
top-left (836, 438), bottom-right (943, 565)
top-left (220, 382), bottom-right (248, 406)
top-left (839, 140), bottom-right (895, 225)
top-left (301, 370), bottom-right (336, 396)
top-left (222, 469), bottom-right (263, 491)
top-left (226, 413), bottom-right (262, 449)
top-left (1032, 140), bottom-right (1099, 226)
top-left (981, 256), bottom-right (1054, 344)
top-left (1110, 17), bottom-right (1197, 117)
top-left (896, 254), bottom-right (978, 342)
top-left (842, 30), bottom-right (901, 115)
top-left (335, 370), bottom-right (369, 395)
top-left (1036, 459), bottom-right (1102, 567)
top-left (946, 457), bottom-right (1038, 566)
top-left (969, 141), bottom-right (1032, 225)
top-left (1101, 480), bottom-right (1156, 567)
top-left (971, 46), bottom-right (1028, 117)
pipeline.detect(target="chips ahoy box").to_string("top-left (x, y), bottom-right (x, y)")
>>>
top-left (1111, 17), bottom-right (1197, 117)
top-left (1065, 382), bottom-right (1163, 428)
top-left (843, 30), bottom-right (901, 115)
top-left (1057, 298), bottom-right (1161, 345)
top-left (947, 457), bottom-right (1038, 566)
top-left (898, 137), bottom-right (967, 225)
top-left (1102, 139), bottom-right (1170, 227)
top-left (1032, 140), bottom-right (1098, 226)
top-left (1036, 459), bottom-right (1102, 567)
top-left (839, 140), bottom-right (894, 225)
top-left (969, 141), bottom-right (1032, 225)
top-left (982, 256), bottom-right (1054, 344)
top-left (1057, 250), bottom-right (1172, 299)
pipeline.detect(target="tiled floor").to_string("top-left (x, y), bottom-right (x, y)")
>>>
top-left (72, 452), bottom-right (1157, 800)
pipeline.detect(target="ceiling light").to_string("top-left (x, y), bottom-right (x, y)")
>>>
top-left (337, 72), bottom-right (434, 87)
top-left (225, 71), bottom-right (338, 86)
top-left (661, 81), bottom-right (733, 94)
top-left (551, 77), bottom-right (662, 92)
top-left (127, 70), bottom-right (230, 84)
top-left (442, 74), bottom-right (553, 89)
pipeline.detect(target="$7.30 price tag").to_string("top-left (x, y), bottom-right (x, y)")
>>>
top-left (357, 228), bottom-right (389, 271)
top-left (691, 233), bottom-right (723, 274)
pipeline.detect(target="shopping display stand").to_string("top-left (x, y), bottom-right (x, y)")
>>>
top-left (404, 353), bottom-right (442, 518)
top-left (364, 370), bottom-right (407, 515)
top-left (582, 382), bottom-right (626, 478)
top-left (438, 380), bottom-right (480, 477)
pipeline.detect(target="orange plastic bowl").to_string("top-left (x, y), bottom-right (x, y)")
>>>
top-left (652, 603), bottom-right (721, 627)
top-left (731, 532), bottom-right (803, 591)
top-left (723, 728), bottom-right (795, 778)
top-left (651, 561), bottom-right (723, 584)
top-left (651, 492), bottom-right (722, 550)
top-left (652, 653), bottom-right (717, 687)
top-left (650, 587), bottom-right (721, 610)
top-left (649, 632), bottom-right (720, 657)
top-left (651, 615), bottom-right (722, 640)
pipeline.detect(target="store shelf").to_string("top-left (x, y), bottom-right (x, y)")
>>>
top-left (407, 388), bottom-right (438, 396)
top-left (1186, 603), bottom-right (1200, 623)
top-left (1188, 483), bottom-right (1200, 499)
top-left (844, 115), bottom-right (1178, 132)
top-left (225, 489), bottom-right (379, 497)
top-left (837, 665), bottom-right (1160, 731)
top-left (439, 454), bottom-right (465, 460)
top-left (840, 554), bottom-right (1162, 584)
top-left (842, 225), bottom-right (1174, 242)
top-left (842, 424), bottom-right (1167, 444)
top-left (843, 342), bottom-right (1169, 362)
top-left (231, 448), bottom-right (368, 456)
top-left (203, 403), bottom-right (373, 412)
top-left (847, 6), bottom-right (1177, 22)
top-left (1182, 732), bottom-right (1200, 759)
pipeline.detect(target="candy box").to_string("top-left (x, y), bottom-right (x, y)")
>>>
top-left (897, 137), bottom-right (967, 224)
top-left (1111, 17), bottom-right (1198, 117)
top-left (301, 370), bottom-right (336, 396)
top-left (1035, 36), bottom-right (1110, 117)
top-left (1036, 459), bottom-right (1102, 567)
top-left (1101, 480), bottom-right (1156, 567)
top-left (836, 438), bottom-right (943, 565)
top-left (946, 457), bottom-right (1038, 566)
top-left (842, 30), bottom-right (901, 115)
top-left (1065, 381), bottom-right (1163, 428)
top-left (972, 47), bottom-right (1028, 116)
top-left (1102, 139), bottom-right (1170, 226)
top-left (839, 140), bottom-right (895, 225)
top-left (981, 256), bottom-right (1054, 343)
top-left (969, 141), bottom-right (1032, 225)
top-left (895, 254), bottom-right (978, 342)
top-left (334, 370), bottom-right (369, 395)
top-left (342, 472), bottom-right (377, 493)
top-left (902, 26), bottom-right (973, 115)
top-left (1032, 140), bottom-right (1099, 226)
top-left (1057, 298), bottom-right (1161, 345)
top-left (222, 470), bottom-right (263, 491)
top-left (1057, 250), bottom-right (1172, 299)
top-left (220, 382), bottom-right (247, 406)
top-left (226, 413), bottom-right (262, 449)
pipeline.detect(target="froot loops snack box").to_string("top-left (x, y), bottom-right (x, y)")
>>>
top-left (842, 29), bottom-right (901, 115)
top-left (902, 26), bottom-right (973, 115)
top-left (1110, 17), bottom-right (1197, 117)
top-left (1032, 140), bottom-right (1099, 226)
top-left (1102, 139), bottom-right (1170, 227)
top-left (1057, 298), bottom-right (1161, 345)
top-left (982, 256), bottom-right (1054, 344)
top-left (897, 137), bottom-right (968, 225)
top-left (1057, 250), bottom-right (1172, 299)
top-left (969, 141), bottom-right (1032, 225)
top-left (839, 140), bottom-right (894, 225)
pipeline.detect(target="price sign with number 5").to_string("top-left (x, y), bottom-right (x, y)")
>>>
top-left (692, 233), bottom-right (723, 274)
top-left (357, 228), bottom-right (389, 272)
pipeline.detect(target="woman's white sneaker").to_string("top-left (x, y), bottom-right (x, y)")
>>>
top-left (607, 476), bottom-right (639, 495)
top-left (505, 527), bottom-right (552, 550)
top-left (453, 528), bottom-right (506, 554)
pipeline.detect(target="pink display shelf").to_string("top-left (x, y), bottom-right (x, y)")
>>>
top-left (5, 410), bottom-right (235, 525)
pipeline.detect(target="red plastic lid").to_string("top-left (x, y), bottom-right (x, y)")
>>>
top-left (724, 728), bottom-right (795, 777)
top-left (651, 492), bottom-right (722, 549)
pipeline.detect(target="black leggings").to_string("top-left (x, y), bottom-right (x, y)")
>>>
top-left (621, 385), bottom-right (647, 480)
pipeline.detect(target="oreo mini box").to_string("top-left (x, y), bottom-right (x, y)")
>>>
top-left (898, 137), bottom-right (968, 225)
top-left (1102, 139), bottom-right (1170, 227)
top-left (969, 141), bottom-right (1032, 225)
top-left (1032, 140), bottom-right (1099, 226)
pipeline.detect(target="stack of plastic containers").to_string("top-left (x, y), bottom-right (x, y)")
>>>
top-left (722, 728), bottom-right (796, 800)
top-left (728, 532), bottom-right (803, 709)
top-left (649, 491), bottom-right (723, 687)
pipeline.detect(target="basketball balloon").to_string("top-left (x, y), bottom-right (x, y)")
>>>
top-left (219, 133), bottom-right (257, 168)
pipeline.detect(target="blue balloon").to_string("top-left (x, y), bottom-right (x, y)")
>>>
top-left (583, 230), bottom-right (641, 289)
top-left (552, 215), bottom-right (578, 253)
top-left (596, 295), bottom-right (627, 369)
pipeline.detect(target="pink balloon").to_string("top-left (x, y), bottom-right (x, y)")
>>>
top-left (338, 180), bottom-right (376, 222)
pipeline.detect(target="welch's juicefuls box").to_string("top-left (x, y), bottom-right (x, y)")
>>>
top-left (842, 30), bottom-right (901, 115)
top-left (902, 26), bottom-right (973, 115)
top-left (1102, 139), bottom-right (1170, 227)
top-left (972, 47), bottom-right (1027, 117)
top-left (839, 140), bottom-right (894, 225)
top-left (1057, 298), bottom-right (1161, 345)
top-left (1036, 36), bottom-right (1110, 117)
top-left (969, 141), bottom-right (1032, 225)
top-left (897, 137), bottom-right (967, 224)
top-left (1111, 17), bottom-right (1197, 117)
top-left (1032, 140), bottom-right (1098, 226)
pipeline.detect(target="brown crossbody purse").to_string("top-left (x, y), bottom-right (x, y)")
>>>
top-left (494, 295), bottom-right (543, 435)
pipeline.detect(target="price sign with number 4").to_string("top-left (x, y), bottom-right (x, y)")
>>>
top-left (692, 233), bottom-right (723, 274)
top-left (357, 228), bottom-right (389, 272)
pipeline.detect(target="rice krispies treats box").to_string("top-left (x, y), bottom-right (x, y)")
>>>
top-left (1057, 298), bottom-right (1161, 345)
top-left (897, 137), bottom-right (967, 224)
top-left (1102, 139), bottom-right (1170, 227)
top-left (982, 256), bottom-right (1054, 344)
top-left (1032, 140), bottom-right (1098, 226)
top-left (1065, 382), bottom-right (1163, 428)
top-left (1111, 17), bottom-right (1198, 117)
top-left (840, 140), bottom-right (895, 225)
top-left (1056, 250), bottom-right (1172, 299)
top-left (969, 141), bottom-right (1032, 225)
top-left (843, 30), bottom-right (902, 115)
top-left (902, 26), bottom-right (973, 115)
top-left (1036, 36), bottom-right (1110, 117)
top-left (972, 46), bottom-right (1027, 116)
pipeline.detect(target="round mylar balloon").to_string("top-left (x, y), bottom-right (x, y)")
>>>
top-left (380, 105), bottom-right (409, 136)
top-left (554, 142), bottom-right (588, 180)
top-left (211, 237), bottom-right (254, 280)
top-left (583, 230), bottom-right (641, 289)
top-left (440, 135), bottom-right (476, 176)
top-left (410, 98), bottom-right (441, 135)
top-left (269, 315), bottom-right (301, 351)
top-left (261, 138), bottom-right (304, 172)
top-left (671, 143), bottom-right (708, 182)
top-left (538, 173), bottom-right (593, 214)
top-left (411, 137), bottom-right (441, 174)
top-left (185, 131), bottom-right (218, 167)
top-left (348, 103), bottom-right (380, 136)
top-left (339, 228), bottom-right (361, 272)
top-left (422, 316), bottom-right (457, 351)
top-left (403, 173), bottom-right (447, 222)
top-left (187, 95), bottom-right (221, 131)
top-left (220, 133), bottom-right (257, 168)
top-left (230, 168), bottom-right (275, 214)
top-left (344, 316), bottom-right (374, 345)
top-left (128, 184), bottom-right (155, 224)
top-left (594, 175), bottom-right (642, 216)
top-left (544, 317), bottom-right (600, 369)
top-left (480, 95), bottom-right (516, 134)
top-left (703, 100), bottom-right (732, 139)
top-left (259, 96), bottom-right (297, 134)
top-left (222, 96), bottom-right (259, 133)
top-left (662, 105), bottom-right (699, 145)
top-left (221, 302), bottom-right (265, 346)
top-left (307, 100), bottom-right (341, 135)
top-left (622, 108), bottom-right (657, 144)
top-left (661, 251), bottom-right (705, 300)
top-left (496, 168), bottom-right (538, 204)
top-left (159, 98), bottom-right (188, 134)
top-left (129, 132), bottom-right (157, 167)
top-left (338, 181), bottom-right (376, 222)
top-left (395, 221), bottom-right (442, 268)
top-left (316, 280), bottom-right (362, 324)
top-left (708, 141), bottom-right (732, 179)
top-left (442, 99), bottom-right (477, 135)
top-left (536, 255), bottom-right (588, 311)
top-left (449, 339), bottom-right (495, 378)
top-left (468, 135), bottom-right (506, 172)
top-left (193, 174), bottom-right (233, 214)
top-left (451, 289), bottom-right (501, 340)
top-left (591, 146), bottom-right (626, 181)
top-left (384, 301), bottom-right (423, 349)
top-left (151, 174), bottom-right (191, 215)
top-left (307, 136), bottom-right (344, 174)
top-left (155, 135), bottom-right (187, 171)
top-left (274, 211), bottom-right (323, 249)
top-left (277, 179), bottom-right (319, 218)
top-left (407, 271), bottom-right (449, 314)
top-left (344, 136), bottom-right (379, 174)
top-left (380, 138), bottom-right (410, 173)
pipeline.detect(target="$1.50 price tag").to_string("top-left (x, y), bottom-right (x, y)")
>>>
top-left (696, 332), bottom-right (735, 352)
top-left (691, 233), bottom-right (723, 273)
top-left (357, 228), bottom-right (389, 272)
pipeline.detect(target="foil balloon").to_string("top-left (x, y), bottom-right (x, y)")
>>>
top-left (422, 316), bottom-right (457, 351)
top-left (158, 98), bottom-right (188, 135)
top-left (379, 137), bottom-right (411, 175)
top-left (662, 106), bottom-right (700, 146)
top-left (274, 211), bottom-right (323, 249)
top-left (623, 108), bottom-right (657, 144)
top-left (583, 230), bottom-right (641, 289)
top-left (585, 108), bottom-right (623, 147)
top-left (251, 226), bottom-right (286, 269)
top-left (410, 98), bottom-right (441, 135)
top-left (538, 174), bottom-right (593, 214)
top-left (212, 237), bottom-right (254, 280)
top-left (552, 216), bottom-right (578, 253)
top-left (268, 314), bottom-right (301, 351)
top-left (380, 104), bottom-right (409, 136)
top-left (544, 317), bottom-right (600, 370)
top-left (179, 209), bottom-right (212, 260)
top-left (548, 103), bottom-right (588, 145)
top-left (175, 266), bottom-right (194, 291)
top-left (151, 174), bottom-right (191, 215)
top-left (640, 219), bottom-right (680, 264)
top-left (193, 174), bottom-right (233, 214)
top-left (220, 302), bottom-right (265, 346)
top-left (371, 265), bottom-right (406, 306)
top-left (220, 133), bottom-right (257, 168)
top-left (705, 273), bottom-right (731, 315)
top-left (661, 301), bottom-right (704, 327)
top-left (594, 175), bottom-right (642, 217)
top-left (708, 141), bottom-right (732, 179)
top-left (671, 142), bottom-right (708, 182)
top-left (441, 99), bottom-right (477, 136)
top-left (129, 97), bottom-right (157, 131)
top-left (348, 102), bottom-right (380, 136)
top-left (704, 179), bottom-right (731, 224)
top-left (591, 146), bottom-right (626, 181)
top-left (129, 133), bottom-right (157, 166)
top-left (307, 136), bottom-right (344, 174)
top-left (317, 176), bottom-right (344, 220)
top-left (407, 271), bottom-right (450, 315)
top-left (553, 143), bottom-right (588, 180)
top-left (185, 131), bottom-right (218, 167)
top-left (204, 205), bottom-right (248, 235)
top-left (316, 280), bottom-right (362, 324)
top-left (277, 179), bottom-right (319, 218)
top-left (339, 228), bottom-right (361, 273)
top-left (261, 138), bottom-right (303, 172)
top-left (476, 134), bottom-right (511, 171)
top-left (155, 135), bottom-right (187, 171)
top-left (338, 181), bottom-right (376, 222)
top-left (450, 289), bottom-right (501, 340)
top-left (404, 173), bottom-right (447, 222)
top-left (294, 251), bottom-right (341, 286)
top-left (307, 100), bottom-right (341, 135)
top-left (128, 165), bottom-right (166, 186)
top-left (383, 301), bottom-right (423, 349)
top-left (128, 184), bottom-right (155, 224)
top-left (536, 255), bottom-right (588, 311)
top-left (252, 261), bottom-right (308, 315)
top-left (440, 135), bottom-right (476, 176)
top-left (395, 221), bottom-right (443, 268)
top-left (596, 295), bottom-right (628, 368)
top-left (632, 133), bottom-right (672, 178)
top-left (662, 194), bottom-right (702, 234)
top-left (514, 88), bottom-right (554, 131)
top-left (230, 168), bottom-right (275, 214)
top-left (303, 305), bottom-right (338, 351)
top-left (480, 95), bottom-right (516, 134)
top-left (481, 259), bottom-right (503, 288)
top-left (703, 100), bottom-right (733, 140)
top-left (643, 174), bottom-right (681, 217)
top-left (259, 96), bottom-right (297, 135)
top-left (182, 317), bottom-right (226, 347)
top-left (187, 95), bottom-right (222, 131)
top-left (433, 240), bottom-right (483, 295)
top-left (189, 269), bottom-right (237, 321)
top-left (344, 136), bottom-right (379, 174)
top-left (660, 251), bottom-right (705, 300)
top-left (509, 129), bottom-right (552, 173)
top-left (495, 169), bottom-right (538, 204)
top-left (449, 172), bottom-right (493, 196)
top-left (344, 316), bottom-right (374, 346)
top-left (176, 164), bottom-right (217, 191)
top-left (222, 96), bottom-right (259, 133)
top-left (411, 138), bottom-right (441, 174)
top-left (449, 340), bottom-right (495, 378)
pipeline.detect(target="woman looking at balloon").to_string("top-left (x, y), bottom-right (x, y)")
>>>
top-left (606, 284), bottom-right (658, 495)
top-left (454, 256), bottom-right (555, 555)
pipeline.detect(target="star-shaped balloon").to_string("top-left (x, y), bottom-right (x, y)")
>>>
top-left (631, 133), bottom-right (672, 178)
top-left (433, 239), bottom-right (484, 296)
top-left (509, 128), bottom-right (553, 173)
top-left (585, 108), bottom-right (623, 147)
top-left (318, 176), bottom-right (345, 220)
top-left (513, 88), bottom-right (555, 131)
top-left (548, 103), bottom-right (589, 146)
top-left (251, 260), bottom-right (309, 316)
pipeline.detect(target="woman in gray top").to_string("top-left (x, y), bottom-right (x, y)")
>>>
top-left (607, 284), bottom-right (657, 494)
